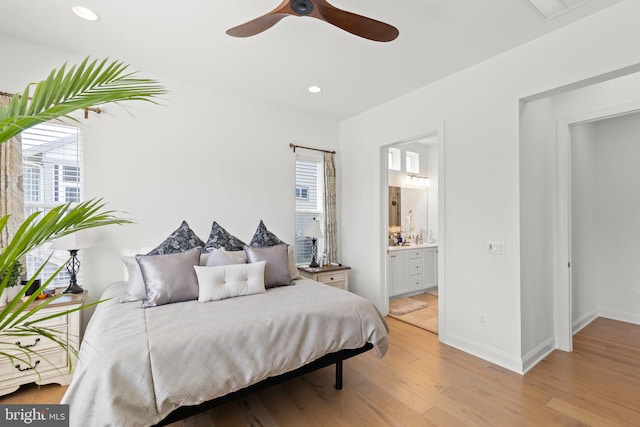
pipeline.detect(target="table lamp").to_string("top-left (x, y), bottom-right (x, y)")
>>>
top-left (51, 230), bottom-right (94, 294)
top-left (303, 218), bottom-right (323, 268)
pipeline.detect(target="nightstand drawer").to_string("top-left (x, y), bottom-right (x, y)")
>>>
top-left (3, 326), bottom-right (68, 357)
top-left (0, 348), bottom-right (69, 379)
top-left (317, 271), bottom-right (347, 285)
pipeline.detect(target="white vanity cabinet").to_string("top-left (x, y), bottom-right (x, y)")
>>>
top-left (388, 250), bottom-right (410, 296)
top-left (388, 245), bottom-right (437, 296)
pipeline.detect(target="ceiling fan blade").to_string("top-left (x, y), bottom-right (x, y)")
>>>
top-left (226, 0), bottom-right (294, 38)
top-left (226, 14), bottom-right (290, 37)
top-left (313, 1), bottom-right (399, 42)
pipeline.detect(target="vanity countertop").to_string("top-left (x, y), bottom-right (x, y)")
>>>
top-left (388, 243), bottom-right (438, 252)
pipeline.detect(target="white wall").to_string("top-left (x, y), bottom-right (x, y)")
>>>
top-left (0, 34), bottom-right (339, 308)
top-left (593, 112), bottom-right (640, 323)
top-left (570, 122), bottom-right (599, 329)
top-left (339, 1), bottom-right (640, 372)
top-left (519, 70), bottom-right (640, 362)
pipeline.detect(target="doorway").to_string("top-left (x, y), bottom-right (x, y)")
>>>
top-left (380, 123), bottom-right (445, 338)
top-left (555, 102), bottom-right (640, 351)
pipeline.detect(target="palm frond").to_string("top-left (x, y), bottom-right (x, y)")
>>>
top-left (0, 57), bottom-right (167, 144)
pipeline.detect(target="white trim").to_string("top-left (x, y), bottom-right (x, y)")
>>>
top-left (554, 97), bottom-right (640, 352)
top-left (443, 332), bottom-right (524, 374)
top-left (572, 311), bottom-right (597, 335)
top-left (521, 337), bottom-right (555, 374)
top-left (598, 309), bottom-right (640, 326)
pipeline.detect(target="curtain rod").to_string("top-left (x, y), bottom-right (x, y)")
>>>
top-left (289, 143), bottom-right (335, 154)
top-left (0, 90), bottom-right (101, 118)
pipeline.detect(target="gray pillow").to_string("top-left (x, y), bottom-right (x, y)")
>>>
top-left (137, 247), bottom-right (201, 308)
top-left (146, 220), bottom-right (204, 255)
top-left (121, 256), bottom-right (146, 302)
top-left (244, 244), bottom-right (291, 288)
top-left (248, 220), bottom-right (285, 247)
top-left (203, 221), bottom-right (246, 252)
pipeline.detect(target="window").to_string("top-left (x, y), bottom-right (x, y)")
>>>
top-left (295, 157), bottom-right (324, 265)
top-left (388, 147), bottom-right (401, 170)
top-left (22, 122), bottom-right (83, 287)
top-left (406, 151), bottom-right (419, 173)
top-left (295, 186), bottom-right (309, 200)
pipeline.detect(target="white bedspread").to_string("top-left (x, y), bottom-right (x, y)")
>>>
top-left (61, 279), bottom-right (389, 426)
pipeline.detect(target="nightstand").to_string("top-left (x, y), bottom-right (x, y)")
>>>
top-left (0, 290), bottom-right (87, 396)
top-left (298, 265), bottom-right (351, 290)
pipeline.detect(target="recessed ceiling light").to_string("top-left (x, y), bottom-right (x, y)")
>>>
top-left (72, 6), bottom-right (99, 21)
top-left (308, 86), bottom-right (322, 94)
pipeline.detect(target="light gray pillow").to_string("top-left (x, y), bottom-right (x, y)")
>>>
top-left (121, 256), bottom-right (146, 303)
top-left (195, 261), bottom-right (266, 302)
top-left (244, 244), bottom-right (291, 288)
top-left (137, 247), bottom-right (201, 308)
top-left (203, 248), bottom-right (247, 267)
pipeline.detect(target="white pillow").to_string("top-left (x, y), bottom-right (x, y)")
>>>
top-left (120, 256), bottom-right (146, 303)
top-left (195, 261), bottom-right (266, 302)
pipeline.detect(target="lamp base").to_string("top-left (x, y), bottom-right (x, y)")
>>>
top-left (63, 282), bottom-right (84, 294)
top-left (309, 259), bottom-right (319, 268)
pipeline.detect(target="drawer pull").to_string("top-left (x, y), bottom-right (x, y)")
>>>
top-left (15, 338), bottom-right (40, 348)
top-left (15, 360), bottom-right (40, 372)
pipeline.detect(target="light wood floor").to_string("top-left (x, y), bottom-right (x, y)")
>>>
top-left (388, 292), bottom-right (439, 335)
top-left (2, 316), bottom-right (639, 426)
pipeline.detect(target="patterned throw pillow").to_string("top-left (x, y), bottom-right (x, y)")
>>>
top-left (146, 220), bottom-right (205, 255)
top-left (248, 220), bottom-right (285, 247)
top-left (203, 221), bottom-right (246, 252)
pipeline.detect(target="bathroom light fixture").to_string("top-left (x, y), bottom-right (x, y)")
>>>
top-left (303, 218), bottom-right (323, 268)
top-left (72, 6), bottom-right (99, 21)
top-left (404, 174), bottom-right (430, 188)
top-left (308, 86), bottom-right (322, 93)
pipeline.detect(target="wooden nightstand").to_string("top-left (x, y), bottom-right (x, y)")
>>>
top-left (298, 265), bottom-right (351, 291)
top-left (0, 290), bottom-right (87, 396)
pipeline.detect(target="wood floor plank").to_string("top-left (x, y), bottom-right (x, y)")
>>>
top-left (2, 316), bottom-right (639, 426)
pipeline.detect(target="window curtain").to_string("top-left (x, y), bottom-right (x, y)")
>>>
top-left (0, 93), bottom-right (24, 247)
top-left (323, 152), bottom-right (337, 263)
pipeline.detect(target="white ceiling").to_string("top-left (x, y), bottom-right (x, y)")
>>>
top-left (1, 0), bottom-right (624, 120)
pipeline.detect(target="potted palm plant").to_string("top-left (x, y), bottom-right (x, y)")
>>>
top-left (0, 57), bottom-right (166, 369)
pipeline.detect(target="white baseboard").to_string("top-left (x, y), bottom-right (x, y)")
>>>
top-left (597, 307), bottom-right (640, 325)
top-left (441, 332), bottom-right (524, 374)
top-left (573, 311), bottom-right (598, 335)
top-left (521, 337), bottom-right (555, 374)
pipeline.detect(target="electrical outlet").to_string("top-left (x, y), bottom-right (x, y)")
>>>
top-left (636, 290), bottom-right (640, 302)
top-left (477, 312), bottom-right (488, 327)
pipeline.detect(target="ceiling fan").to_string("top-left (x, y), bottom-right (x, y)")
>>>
top-left (226, 0), bottom-right (399, 42)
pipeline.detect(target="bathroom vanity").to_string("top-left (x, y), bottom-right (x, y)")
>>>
top-left (388, 244), bottom-right (437, 296)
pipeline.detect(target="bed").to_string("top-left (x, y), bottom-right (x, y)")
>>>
top-left (61, 278), bottom-right (389, 426)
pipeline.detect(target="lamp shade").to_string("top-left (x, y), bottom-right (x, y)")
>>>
top-left (51, 230), bottom-right (95, 250)
top-left (303, 218), bottom-right (323, 239)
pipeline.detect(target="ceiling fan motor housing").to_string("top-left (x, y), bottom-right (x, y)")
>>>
top-left (291, 0), bottom-right (314, 15)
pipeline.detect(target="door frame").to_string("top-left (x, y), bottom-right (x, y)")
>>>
top-left (380, 121), bottom-right (446, 339)
top-left (554, 99), bottom-right (640, 351)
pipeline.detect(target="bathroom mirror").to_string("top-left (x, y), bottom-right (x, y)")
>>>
top-left (389, 186), bottom-right (401, 228)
